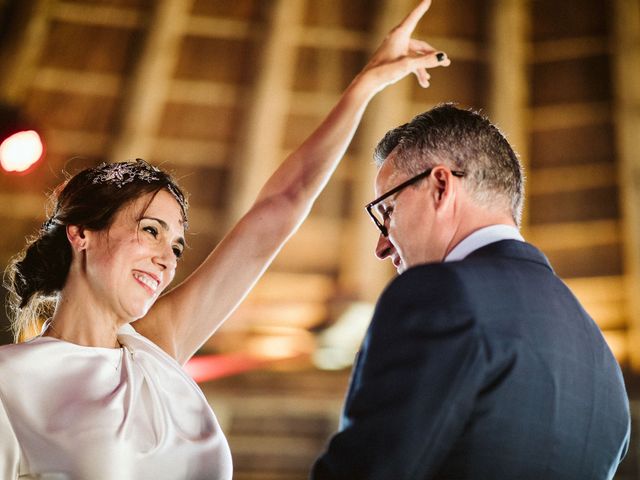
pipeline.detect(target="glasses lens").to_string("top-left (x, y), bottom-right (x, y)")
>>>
top-left (367, 202), bottom-right (387, 235)
top-left (373, 209), bottom-right (385, 231)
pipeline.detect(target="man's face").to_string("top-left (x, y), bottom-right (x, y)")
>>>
top-left (372, 154), bottom-right (452, 273)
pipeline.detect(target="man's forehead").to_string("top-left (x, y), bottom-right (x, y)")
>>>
top-left (374, 155), bottom-right (403, 195)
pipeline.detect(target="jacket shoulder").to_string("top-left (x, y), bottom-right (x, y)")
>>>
top-left (375, 263), bottom-right (474, 335)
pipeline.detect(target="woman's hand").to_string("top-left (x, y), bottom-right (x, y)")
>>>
top-left (359, 0), bottom-right (450, 92)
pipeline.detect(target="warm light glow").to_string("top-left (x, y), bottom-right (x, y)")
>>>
top-left (0, 130), bottom-right (44, 173)
top-left (185, 353), bottom-right (269, 383)
top-left (313, 302), bottom-right (373, 370)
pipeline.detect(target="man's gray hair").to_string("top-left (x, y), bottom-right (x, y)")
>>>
top-left (374, 104), bottom-right (525, 226)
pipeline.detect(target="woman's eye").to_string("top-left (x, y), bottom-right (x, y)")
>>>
top-left (382, 207), bottom-right (393, 220)
top-left (143, 226), bottom-right (158, 237)
top-left (172, 246), bottom-right (183, 259)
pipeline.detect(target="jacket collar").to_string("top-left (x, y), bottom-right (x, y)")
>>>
top-left (465, 239), bottom-right (554, 272)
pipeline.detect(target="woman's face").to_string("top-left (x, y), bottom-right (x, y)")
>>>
top-left (83, 189), bottom-right (185, 322)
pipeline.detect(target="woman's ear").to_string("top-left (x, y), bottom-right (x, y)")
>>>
top-left (66, 225), bottom-right (87, 252)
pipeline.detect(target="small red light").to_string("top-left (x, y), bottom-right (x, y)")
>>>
top-left (0, 130), bottom-right (44, 173)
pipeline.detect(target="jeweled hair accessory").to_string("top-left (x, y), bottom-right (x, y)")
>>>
top-left (89, 159), bottom-right (161, 188)
top-left (87, 159), bottom-right (189, 219)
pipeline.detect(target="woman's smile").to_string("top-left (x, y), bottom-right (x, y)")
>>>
top-left (132, 270), bottom-right (160, 294)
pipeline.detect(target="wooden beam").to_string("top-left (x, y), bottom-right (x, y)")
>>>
top-left (530, 36), bottom-right (610, 63)
top-left (295, 26), bottom-right (368, 51)
top-left (486, 0), bottom-right (529, 225)
top-left (226, 0), bottom-right (304, 222)
top-left (168, 80), bottom-right (241, 107)
top-left (150, 138), bottom-right (228, 168)
top-left (527, 162), bottom-right (617, 195)
top-left (45, 129), bottom-right (110, 157)
top-left (612, 0), bottom-right (640, 369)
top-left (53, 2), bottom-right (144, 29)
top-left (0, 0), bottom-right (52, 104)
top-left (108, 0), bottom-right (194, 163)
top-left (524, 219), bottom-right (620, 251)
top-left (530, 102), bottom-right (612, 131)
top-left (32, 68), bottom-right (123, 96)
top-left (186, 16), bottom-right (259, 40)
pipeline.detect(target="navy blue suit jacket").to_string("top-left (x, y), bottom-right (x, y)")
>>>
top-left (312, 240), bottom-right (630, 479)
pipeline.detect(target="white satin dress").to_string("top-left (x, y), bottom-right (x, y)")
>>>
top-left (0, 323), bottom-right (232, 479)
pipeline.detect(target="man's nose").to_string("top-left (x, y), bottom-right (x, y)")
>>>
top-left (375, 234), bottom-right (393, 260)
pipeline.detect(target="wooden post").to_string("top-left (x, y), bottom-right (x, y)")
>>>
top-left (487, 0), bottom-right (530, 228)
top-left (612, 0), bottom-right (640, 370)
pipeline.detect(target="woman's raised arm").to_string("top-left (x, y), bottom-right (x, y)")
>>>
top-left (137, 0), bottom-right (450, 364)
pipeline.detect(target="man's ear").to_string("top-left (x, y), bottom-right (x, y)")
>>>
top-left (66, 225), bottom-right (87, 252)
top-left (431, 166), bottom-right (454, 206)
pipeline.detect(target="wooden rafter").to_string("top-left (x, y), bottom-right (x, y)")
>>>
top-left (108, 0), bottom-right (194, 163)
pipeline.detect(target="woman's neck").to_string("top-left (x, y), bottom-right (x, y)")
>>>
top-left (45, 288), bottom-right (123, 349)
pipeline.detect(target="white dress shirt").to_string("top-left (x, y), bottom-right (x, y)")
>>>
top-left (444, 224), bottom-right (524, 262)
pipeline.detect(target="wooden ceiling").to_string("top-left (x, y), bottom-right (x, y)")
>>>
top-left (1, 0), bottom-right (639, 370)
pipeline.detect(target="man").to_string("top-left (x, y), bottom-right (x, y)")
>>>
top-left (311, 105), bottom-right (630, 479)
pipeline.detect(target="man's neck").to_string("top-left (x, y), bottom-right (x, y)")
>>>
top-left (444, 224), bottom-right (523, 262)
top-left (443, 210), bottom-right (517, 261)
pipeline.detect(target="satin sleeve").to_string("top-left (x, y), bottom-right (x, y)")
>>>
top-left (0, 394), bottom-right (19, 479)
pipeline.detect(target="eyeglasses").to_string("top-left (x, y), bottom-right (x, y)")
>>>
top-left (365, 167), bottom-right (465, 237)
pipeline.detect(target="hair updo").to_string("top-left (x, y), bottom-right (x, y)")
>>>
top-left (4, 159), bottom-right (188, 342)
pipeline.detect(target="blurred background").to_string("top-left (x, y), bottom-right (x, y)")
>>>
top-left (1, 0), bottom-right (639, 478)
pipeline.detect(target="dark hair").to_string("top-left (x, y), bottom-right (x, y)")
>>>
top-left (374, 104), bottom-right (524, 225)
top-left (4, 159), bottom-right (188, 341)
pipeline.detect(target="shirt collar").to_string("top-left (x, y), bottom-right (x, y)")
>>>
top-left (444, 224), bottom-right (524, 262)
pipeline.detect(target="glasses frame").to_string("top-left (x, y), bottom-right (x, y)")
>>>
top-left (365, 167), bottom-right (465, 237)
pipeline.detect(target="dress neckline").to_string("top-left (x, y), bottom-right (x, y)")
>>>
top-left (39, 319), bottom-right (126, 351)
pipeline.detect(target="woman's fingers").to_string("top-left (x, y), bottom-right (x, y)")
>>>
top-left (371, 3), bottom-right (437, 66)
top-left (412, 51), bottom-right (450, 70)
top-left (394, 0), bottom-right (432, 37)
top-left (374, 50), bottom-right (449, 88)
top-left (414, 68), bottom-right (431, 88)
top-left (409, 38), bottom-right (436, 54)
top-left (361, 3), bottom-right (450, 90)
top-left (412, 51), bottom-right (449, 88)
